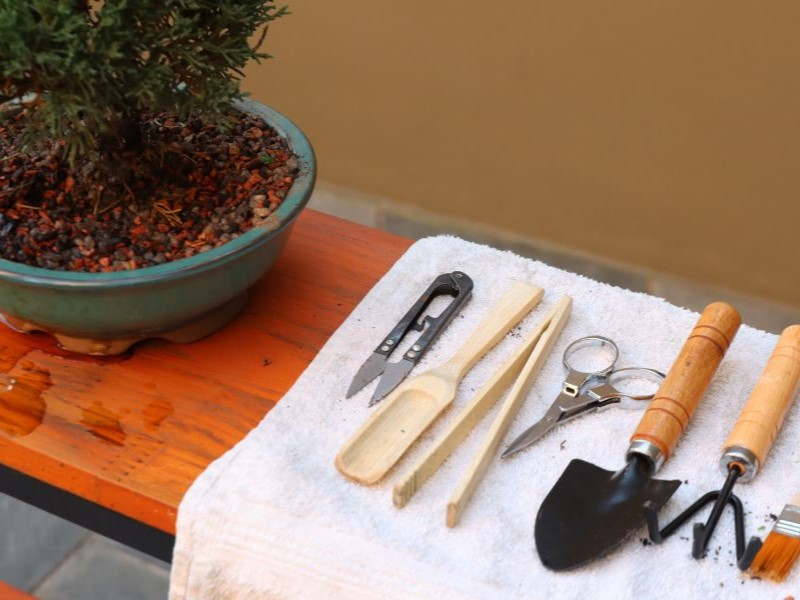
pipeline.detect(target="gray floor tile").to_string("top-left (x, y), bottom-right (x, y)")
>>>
top-left (0, 496), bottom-right (88, 590)
top-left (97, 535), bottom-right (171, 571)
top-left (33, 535), bottom-right (169, 600)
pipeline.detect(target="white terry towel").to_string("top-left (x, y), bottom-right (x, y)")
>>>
top-left (169, 236), bottom-right (799, 599)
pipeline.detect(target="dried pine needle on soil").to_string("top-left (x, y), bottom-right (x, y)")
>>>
top-left (0, 107), bottom-right (299, 272)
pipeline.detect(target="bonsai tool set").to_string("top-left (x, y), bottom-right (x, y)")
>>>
top-left (336, 277), bottom-right (800, 583)
top-left (336, 280), bottom-right (544, 485)
top-left (535, 302), bottom-right (742, 569)
top-left (646, 324), bottom-right (800, 570)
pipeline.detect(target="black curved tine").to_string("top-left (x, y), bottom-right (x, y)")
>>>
top-left (739, 536), bottom-right (763, 571)
top-left (644, 501), bottom-right (663, 543)
top-left (692, 467), bottom-right (742, 558)
top-left (720, 492), bottom-right (764, 570)
top-left (730, 493), bottom-right (745, 560)
top-left (645, 491), bottom-right (721, 544)
top-left (708, 491), bottom-right (761, 569)
top-left (647, 484), bottom-right (761, 569)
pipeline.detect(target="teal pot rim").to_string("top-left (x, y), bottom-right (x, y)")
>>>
top-left (0, 98), bottom-right (316, 289)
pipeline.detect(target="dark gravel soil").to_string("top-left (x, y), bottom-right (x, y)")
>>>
top-left (0, 106), bottom-right (299, 272)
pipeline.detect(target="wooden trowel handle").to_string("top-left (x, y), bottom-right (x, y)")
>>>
top-left (630, 302), bottom-right (741, 467)
top-left (721, 325), bottom-right (800, 477)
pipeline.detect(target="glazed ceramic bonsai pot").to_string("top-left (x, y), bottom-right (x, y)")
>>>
top-left (0, 99), bottom-right (316, 355)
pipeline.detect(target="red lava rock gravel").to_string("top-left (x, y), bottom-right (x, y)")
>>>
top-left (0, 106), bottom-right (299, 272)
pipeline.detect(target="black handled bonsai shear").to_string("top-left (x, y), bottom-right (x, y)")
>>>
top-left (346, 271), bottom-right (474, 406)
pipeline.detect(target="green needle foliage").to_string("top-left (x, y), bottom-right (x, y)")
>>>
top-left (0, 0), bottom-right (288, 164)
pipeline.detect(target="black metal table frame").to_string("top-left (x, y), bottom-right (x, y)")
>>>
top-left (0, 464), bottom-right (174, 563)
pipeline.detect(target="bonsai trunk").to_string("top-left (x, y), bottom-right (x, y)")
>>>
top-left (115, 112), bottom-right (144, 152)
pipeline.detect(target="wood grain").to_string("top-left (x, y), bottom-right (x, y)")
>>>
top-left (0, 210), bottom-right (412, 534)
top-left (723, 324), bottom-right (800, 467)
top-left (631, 301), bottom-right (741, 461)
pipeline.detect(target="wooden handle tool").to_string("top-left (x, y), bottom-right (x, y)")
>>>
top-left (628, 301), bottom-right (741, 469)
top-left (720, 324), bottom-right (800, 481)
top-left (660, 324), bottom-right (800, 561)
top-left (335, 281), bottom-right (543, 485)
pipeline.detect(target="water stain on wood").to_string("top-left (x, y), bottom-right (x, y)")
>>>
top-left (143, 397), bottom-right (175, 431)
top-left (79, 400), bottom-right (129, 446)
top-left (0, 360), bottom-right (51, 437)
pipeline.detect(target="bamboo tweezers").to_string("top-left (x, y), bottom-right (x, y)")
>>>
top-left (393, 295), bottom-right (572, 527)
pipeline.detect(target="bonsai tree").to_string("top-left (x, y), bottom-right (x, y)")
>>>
top-left (0, 0), bottom-right (296, 272)
top-left (1, 0), bottom-right (288, 161)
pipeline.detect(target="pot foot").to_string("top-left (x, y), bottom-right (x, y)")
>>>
top-left (0, 293), bottom-right (249, 356)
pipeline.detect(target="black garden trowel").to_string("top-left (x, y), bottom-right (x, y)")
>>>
top-left (535, 302), bottom-right (741, 570)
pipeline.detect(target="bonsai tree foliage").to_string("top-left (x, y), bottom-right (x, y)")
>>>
top-left (0, 0), bottom-right (288, 163)
top-left (0, 0), bottom-right (299, 274)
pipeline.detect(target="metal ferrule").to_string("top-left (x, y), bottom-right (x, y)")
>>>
top-left (774, 503), bottom-right (800, 539)
top-left (719, 446), bottom-right (759, 483)
top-left (626, 440), bottom-right (665, 472)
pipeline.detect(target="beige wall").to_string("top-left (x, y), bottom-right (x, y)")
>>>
top-left (245, 2), bottom-right (800, 306)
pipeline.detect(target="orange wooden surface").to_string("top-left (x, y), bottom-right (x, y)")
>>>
top-left (0, 580), bottom-right (36, 599)
top-left (0, 210), bottom-right (412, 534)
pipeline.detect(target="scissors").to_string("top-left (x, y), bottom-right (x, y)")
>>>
top-left (346, 271), bottom-right (474, 405)
top-left (501, 335), bottom-right (665, 458)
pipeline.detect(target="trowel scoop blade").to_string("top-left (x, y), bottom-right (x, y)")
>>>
top-left (534, 458), bottom-right (681, 571)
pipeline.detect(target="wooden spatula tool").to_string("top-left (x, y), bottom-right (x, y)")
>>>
top-left (392, 296), bottom-right (571, 527)
top-left (336, 281), bottom-right (543, 485)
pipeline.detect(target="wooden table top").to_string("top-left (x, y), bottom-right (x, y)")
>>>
top-left (0, 581), bottom-right (35, 600)
top-left (0, 210), bottom-right (412, 534)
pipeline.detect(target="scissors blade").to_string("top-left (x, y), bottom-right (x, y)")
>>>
top-left (501, 403), bottom-right (564, 459)
top-left (369, 358), bottom-right (414, 406)
top-left (346, 352), bottom-right (387, 398)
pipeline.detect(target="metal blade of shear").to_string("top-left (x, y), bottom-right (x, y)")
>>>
top-left (347, 353), bottom-right (388, 398)
top-left (501, 398), bottom-right (566, 458)
top-left (369, 358), bottom-right (414, 405)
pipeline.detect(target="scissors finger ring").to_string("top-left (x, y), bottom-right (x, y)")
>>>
top-left (601, 366), bottom-right (666, 405)
top-left (561, 336), bottom-right (619, 395)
